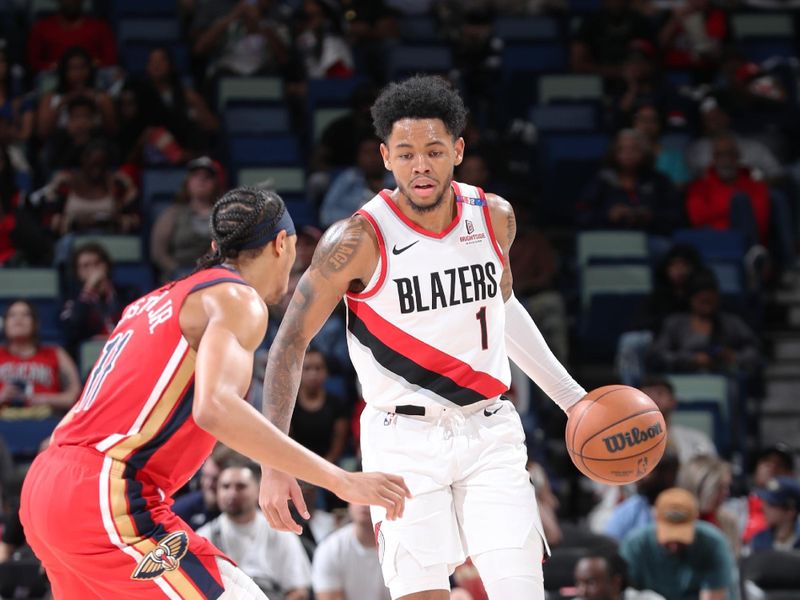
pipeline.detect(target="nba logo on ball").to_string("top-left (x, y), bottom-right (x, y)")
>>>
top-left (565, 385), bottom-right (667, 485)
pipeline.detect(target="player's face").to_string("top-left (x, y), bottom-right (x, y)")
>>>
top-left (217, 467), bottom-right (259, 518)
top-left (574, 558), bottom-right (616, 600)
top-left (380, 118), bottom-right (464, 213)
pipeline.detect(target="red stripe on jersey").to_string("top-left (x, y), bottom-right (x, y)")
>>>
top-left (379, 189), bottom-right (463, 239)
top-left (346, 209), bottom-right (388, 301)
top-left (478, 188), bottom-right (504, 264)
top-left (349, 301), bottom-right (507, 399)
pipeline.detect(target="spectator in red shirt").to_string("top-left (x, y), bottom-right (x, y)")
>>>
top-left (686, 133), bottom-right (770, 245)
top-left (26, 0), bottom-right (117, 74)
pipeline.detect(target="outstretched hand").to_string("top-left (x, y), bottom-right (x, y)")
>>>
top-left (334, 471), bottom-right (412, 521)
top-left (259, 468), bottom-right (310, 535)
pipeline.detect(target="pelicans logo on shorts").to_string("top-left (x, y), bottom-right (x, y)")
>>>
top-left (131, 531), bottom-right (189, 580)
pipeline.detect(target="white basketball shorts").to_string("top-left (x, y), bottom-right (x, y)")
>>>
top-left (360, 397), bottom-right (549, 591)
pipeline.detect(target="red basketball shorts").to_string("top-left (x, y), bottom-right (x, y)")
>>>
top-left (21, 445), bottom-right (227, 599)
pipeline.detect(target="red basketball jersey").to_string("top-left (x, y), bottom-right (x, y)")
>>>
top-left (54, 267), bottom-right (250, 497)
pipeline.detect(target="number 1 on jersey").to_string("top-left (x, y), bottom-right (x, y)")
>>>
top-left (475, 306), bottom-right (488, 350)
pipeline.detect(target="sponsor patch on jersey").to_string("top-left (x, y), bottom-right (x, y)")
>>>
top-left (459, 219), bottom-right (486, 245)
top-left (455, 194), bottom-right (485, 207)
top-left (131, 531), bottom-right (189, 581)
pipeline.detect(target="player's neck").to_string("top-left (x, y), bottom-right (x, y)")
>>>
top-left (225, 259), bottom-right (271, 301)
top-left (393, 186), bottom-right (457, 234)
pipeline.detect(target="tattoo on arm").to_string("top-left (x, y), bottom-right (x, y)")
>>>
top-left (262, 276), bottom-right (313, 433)
top-left (262, 217), bottom-right (371, 432)
top-left (312, 218), bottom-right (367, 277)
top-left (500, 203), bottom-right (517, 301)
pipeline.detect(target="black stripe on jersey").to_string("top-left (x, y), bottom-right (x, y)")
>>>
top-left (347, 308), bottom-right (486, 406)
top-left (126, 386), bottom-right (195, 473)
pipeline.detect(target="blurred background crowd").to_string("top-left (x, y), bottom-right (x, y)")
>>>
top-left (1, 0), bottom-right (800, 597)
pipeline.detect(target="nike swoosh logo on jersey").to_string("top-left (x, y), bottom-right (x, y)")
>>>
top-left (484, 406), bottom-right (502, 417)
top-left (392, 241), bottom-right (420, 255)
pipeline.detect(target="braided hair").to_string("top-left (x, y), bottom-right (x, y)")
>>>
top-left (196, 187), bottom-right (286, 270)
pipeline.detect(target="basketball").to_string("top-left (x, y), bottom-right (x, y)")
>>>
top-left (565, 385), bottom-right (667, 485)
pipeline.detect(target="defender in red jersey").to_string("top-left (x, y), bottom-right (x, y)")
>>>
top-left (20, 188), bottom-right (409, 599)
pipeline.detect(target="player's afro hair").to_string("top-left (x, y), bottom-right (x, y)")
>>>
top-left (371, 75), bottom-right (468, 142)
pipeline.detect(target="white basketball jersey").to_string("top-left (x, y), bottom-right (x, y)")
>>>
top-left (344, 182), bottom-right (511, 411)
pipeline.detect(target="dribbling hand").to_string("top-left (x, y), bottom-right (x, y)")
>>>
top-left (333, 471), bottom-right (412, 521)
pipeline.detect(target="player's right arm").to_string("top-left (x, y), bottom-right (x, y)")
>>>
top-left (260, 215), bottom-right (379, 532)
top-left (193, 282), bottom-right (407, 528)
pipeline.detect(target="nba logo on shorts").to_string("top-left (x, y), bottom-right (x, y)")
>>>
top-left (465, 220), bottom-right (475, 235)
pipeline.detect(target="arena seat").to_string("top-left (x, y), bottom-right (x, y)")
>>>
top-left (217, 77), bottom-right (283, 110)
top-left (117, 18), bottom-right (179, 44)
top-left (237, 167), bottom-right (306, 195)
top-left (494, 16), bottom-right (559, 41)
top-left (224, 105), bottom-right (291, 135)
top-left (530, 103), bottom-right (598, 132)
top-left (229, 135), bottom-right (301, 167)
top-left (387, 45), bottom-right (452, 80)
top-left (672, 229), bottom-right (746, 263)
top-left (538, 74), bottom-right (603, 104)
top-left (741, 550), bottom-right (800, 599)
top-left (576, 231), bottom-right (649, 267)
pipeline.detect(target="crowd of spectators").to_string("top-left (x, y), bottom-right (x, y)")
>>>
top-left (1, 0), bottom-right (800, 597)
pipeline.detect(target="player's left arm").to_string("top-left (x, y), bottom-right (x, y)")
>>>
top-left (486, 194), bottom-right (586, 414)
top-left (33, 347), bottom-right (82, 410)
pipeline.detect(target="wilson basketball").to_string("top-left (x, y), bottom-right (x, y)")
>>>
top-left (565, 385), bottom-right (667, 485)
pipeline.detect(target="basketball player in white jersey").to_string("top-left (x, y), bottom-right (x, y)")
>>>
top-left (260, 75), bottom-right (587, 599)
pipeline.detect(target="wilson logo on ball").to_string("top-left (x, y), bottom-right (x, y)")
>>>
top-left (601, 422), bottom-right (664, 454)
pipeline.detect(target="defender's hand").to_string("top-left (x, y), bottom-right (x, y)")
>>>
top-left (259, 468), bottom-right (310, 535)
top-left (334, 472), bottom-right (411, 520)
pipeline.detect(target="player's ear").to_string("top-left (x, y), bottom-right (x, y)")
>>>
top-left (380, 142), bottom-right (391, 170)
top-left (454, 137), bottom-right (465, 166)
top-left (273, 230), bottom-right (288, 256)
top-left (210, 240), bottom-right (219, 252)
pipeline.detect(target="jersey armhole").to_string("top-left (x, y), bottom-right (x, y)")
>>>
top-left (345, 209), bottom-right (387, 301)
top-left (478, 188), bottom-right (505, 264)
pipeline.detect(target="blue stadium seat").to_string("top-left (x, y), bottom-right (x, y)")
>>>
top-left (674, 401), bottom-right (727, 454)
top-left (387, 45), bottom-right (452, 79)
top-left (539, 132), bottom-right (610, 170)
top-left (580, 293), bottom-right (651, 361)
top-left (142, 168), bottom-right (185, 207)
top-left (113, 264), bottom-right (156, 297)
top-left (0, 417), bottom-right (61, 458)
top-left (224, 105), bottom-right (291, 135)
top-left (284, 197), bottom-right (318, 228)
top-left (502, 44), bottom-right (567, 74)
top-left (113, 0), bottom-right (177, 17)
top-left (306, 77), bottom-right (364, 112)
top-left (740, 39), bottom-right (797, 62)
top-left (530, 104), bottom-right (597, 132)
top-left (122, 42), bottom-right (188, 75)
top-left (494, 16), bottom-right (559, 41)
top-left (399, 16), bottom-right (439, 42)
top-left (229, 135), bottom-right (301, 167)
top-left (118, 18), bottom-right (179, 44)
top-left (672, 229), bottom-right (745, 263)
